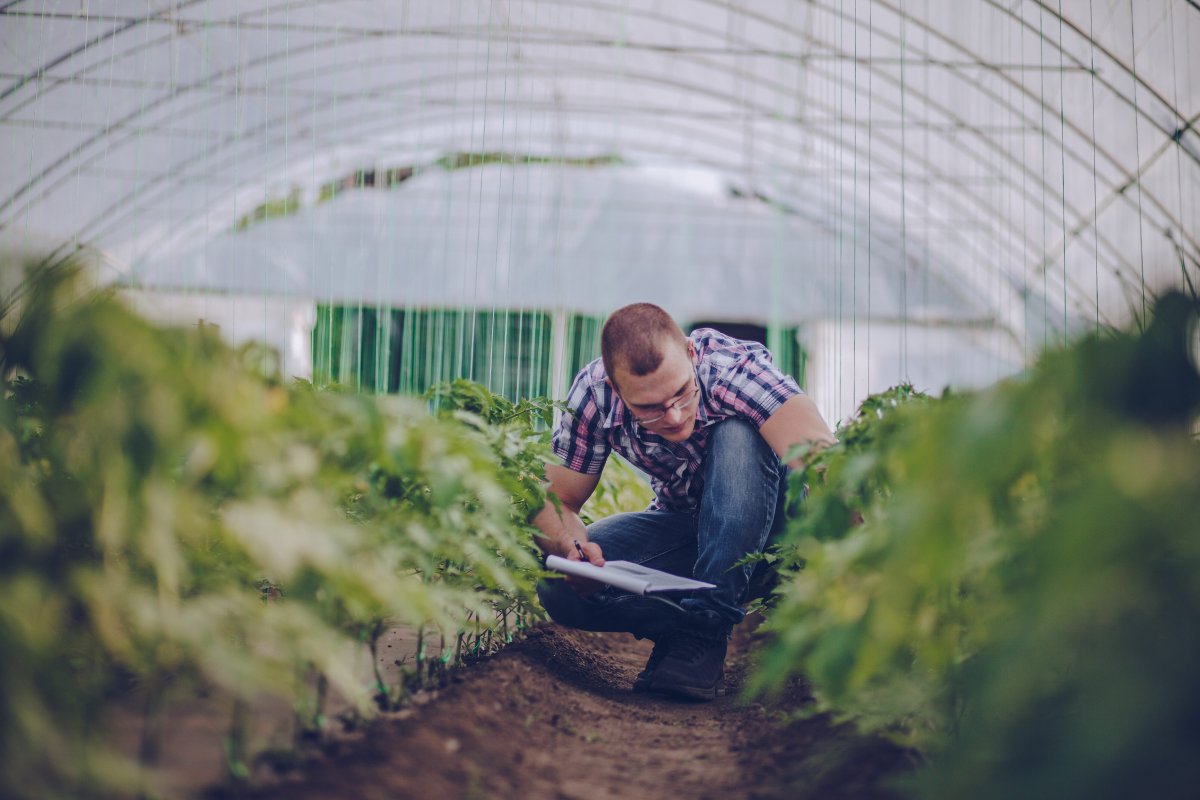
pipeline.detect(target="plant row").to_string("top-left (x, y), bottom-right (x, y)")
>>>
top-left (753, 290), bottom-right (1200, 799)
top-left (0, 266), bottom-right (574, 798)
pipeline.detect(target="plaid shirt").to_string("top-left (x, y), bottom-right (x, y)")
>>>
top-left (552, 328), bottom-right (802, 512)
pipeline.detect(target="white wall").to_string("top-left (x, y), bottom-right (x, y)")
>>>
top-left (803, 320), bottom-right (1024, 429)
top-left (118, 290), bottom-right (316, 382)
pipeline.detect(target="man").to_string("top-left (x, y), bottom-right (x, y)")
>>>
top-left (534, 303), bottom-right (836, 700)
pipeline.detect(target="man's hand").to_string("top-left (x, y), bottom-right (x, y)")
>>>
top-left (563, 538), bottom-right (606, 595)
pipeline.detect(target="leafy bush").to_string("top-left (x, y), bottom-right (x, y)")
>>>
top-left (425, 377), bottom-right (655, 527)
top-left (753, 291), bottom-right (1200, 799)
top-left (0, 265), bottom-right (550, 798)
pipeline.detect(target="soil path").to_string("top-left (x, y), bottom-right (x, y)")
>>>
top-left (248, 621), bottom-right (912, 800)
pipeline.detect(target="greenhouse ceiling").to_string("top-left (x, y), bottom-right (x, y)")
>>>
top-left (1, 1), bottom-right (1197, 346)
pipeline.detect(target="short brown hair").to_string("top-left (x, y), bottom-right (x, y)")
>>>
top-left (601, 303), bottom-right (687, 381)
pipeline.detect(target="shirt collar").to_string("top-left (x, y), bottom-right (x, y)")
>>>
top-left (695, 380), bottom-right (711, 426)
top-left (598, 375), bottom-right (625, 430)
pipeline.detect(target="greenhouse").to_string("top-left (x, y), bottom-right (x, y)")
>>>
top-left (1, 1), bottom-right (1198, 798)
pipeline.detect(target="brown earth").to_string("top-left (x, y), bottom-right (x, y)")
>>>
top-left (232, 621), bottom-right (917, 800)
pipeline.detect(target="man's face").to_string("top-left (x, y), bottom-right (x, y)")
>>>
top-left (611, 338), bottom-right (699, 442)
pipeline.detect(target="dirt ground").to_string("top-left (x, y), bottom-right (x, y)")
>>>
top-left (237, 621), bottom-right (916, 800)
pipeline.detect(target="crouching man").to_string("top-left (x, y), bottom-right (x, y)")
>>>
top-left (533, 303), bottom-right (835, 700)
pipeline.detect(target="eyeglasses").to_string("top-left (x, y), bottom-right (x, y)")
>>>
top-left (629, 382), bottom-right (701, 426)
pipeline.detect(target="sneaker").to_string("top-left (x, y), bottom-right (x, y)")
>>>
top-left (646, 630), bottom-right (729, 701)
top-left (632, 636), bottom-right (674, 693)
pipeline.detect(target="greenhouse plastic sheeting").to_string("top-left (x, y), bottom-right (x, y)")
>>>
top-left (1, 0), bottom-right (1197, 357)
top-left (128, 163), bottom-right (987, 324)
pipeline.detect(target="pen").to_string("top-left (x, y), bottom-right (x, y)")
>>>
top-left (573, 538), bottom-right (589, 564)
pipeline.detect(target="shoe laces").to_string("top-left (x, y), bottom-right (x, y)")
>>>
top-left (644, 638), bottom-right (673, 671)
top-left (666, 630), bottom-right (724, 664)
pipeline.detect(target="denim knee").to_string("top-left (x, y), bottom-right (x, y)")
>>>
top-left (707, 417), bottom-right (781, 475)
top-left (701, 419), bottom-right (784, 513)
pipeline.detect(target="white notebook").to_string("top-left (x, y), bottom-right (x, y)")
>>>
top-left (544, 555), bottom-right (716, 595)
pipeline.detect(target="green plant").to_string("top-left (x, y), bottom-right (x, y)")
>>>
top-left (0, 263), bottom-right (554, 798)
top-left (578, 454), bottom-right (654, 525)
top-left (752, 291), bottom-right (1200, 799)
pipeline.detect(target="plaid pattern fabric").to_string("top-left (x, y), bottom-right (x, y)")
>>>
top-left (552, 328), bottom-right (801, 512)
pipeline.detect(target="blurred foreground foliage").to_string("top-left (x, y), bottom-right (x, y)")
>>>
top-left (753, 290), bottom-right (1200, 799)
top-left (0, 265), bottom-right (556, 798)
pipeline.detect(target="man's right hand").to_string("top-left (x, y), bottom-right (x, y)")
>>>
top-left (563, 538), bottom-right (606, 595)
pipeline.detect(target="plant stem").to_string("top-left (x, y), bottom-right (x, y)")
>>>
top-left (368, 619), bottom-right (389, 709)
top-left (225, 698), bottom-right (250, 786)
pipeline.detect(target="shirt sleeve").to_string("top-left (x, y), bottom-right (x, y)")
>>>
top-left (705, 336), bottom-right (803, 427)
top-left (551, 367), bottom-right (611, 475)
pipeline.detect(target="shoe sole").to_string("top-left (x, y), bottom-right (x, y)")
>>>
top-left (644, 677), bottom-right (726, 701)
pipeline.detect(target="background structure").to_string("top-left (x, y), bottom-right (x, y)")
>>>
top-left (2, 0), bottom-right (1196, 424)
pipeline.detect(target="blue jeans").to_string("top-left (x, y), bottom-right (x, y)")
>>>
top-left (537, 418), bottom-right (789, 639)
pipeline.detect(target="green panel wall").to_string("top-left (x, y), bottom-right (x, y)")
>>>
top-left (564, 313), bottom-right (604, 392)
top-left (313, 305), bottom-right (554, 401)
top-left (312, 308), bottom-right (802, 399)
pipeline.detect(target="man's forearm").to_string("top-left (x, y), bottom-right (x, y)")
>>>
top-left (532, 498), bottom-right (590, 557)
